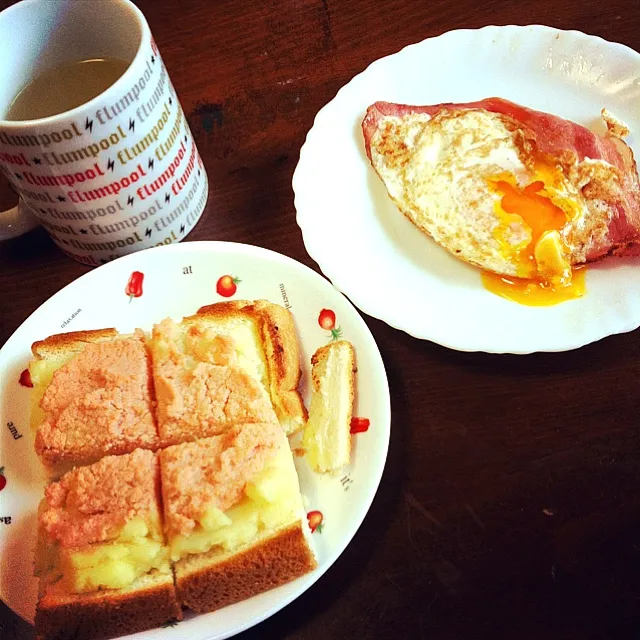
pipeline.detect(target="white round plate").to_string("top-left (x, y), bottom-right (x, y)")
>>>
top-left (0, 241), bottom-right (390, 639)
top-left (293, 25), bottom-right (640, 354)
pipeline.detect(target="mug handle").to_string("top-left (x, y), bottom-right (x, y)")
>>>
top-left (0, 198), bottom-right (40, 241)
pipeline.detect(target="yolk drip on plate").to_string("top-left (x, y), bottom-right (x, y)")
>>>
top-left (482, 268), bottom-right (586, 306)
top-left (482, 172), bottom-right (586, 306)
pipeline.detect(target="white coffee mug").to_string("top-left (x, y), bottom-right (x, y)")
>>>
top-left (0, 0), bottom-right (209, 266)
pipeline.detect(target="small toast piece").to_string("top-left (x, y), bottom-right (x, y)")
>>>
top-left (29, 329), bottom-right (118, 432)
top-left (159, 423), bottom-right (317, 612)
top-left (148, 318), bottom-right (279, 446)
top-left (195, 300), bottom-right (307, 435)
top-left (31, 331), bottom-right (159, 476)
top-left (35, 449), bottom-right (180, 640)
top-left (302, 341), bottom-right (356, 473)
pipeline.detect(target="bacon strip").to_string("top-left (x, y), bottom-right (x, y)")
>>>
top-left (362, 97), bottom-right (640, 260)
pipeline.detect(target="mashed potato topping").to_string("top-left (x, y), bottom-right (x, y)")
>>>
top-left (38, 450), bottom-right (171, 594)
top-left (160, 423), bottom-right (303, 561)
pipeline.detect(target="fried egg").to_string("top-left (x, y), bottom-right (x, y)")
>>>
top-left (367, 108), bottom-right (615, 304)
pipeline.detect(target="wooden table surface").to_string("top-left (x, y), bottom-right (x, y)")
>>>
top-left (2, 0), bottom-right (640, 638)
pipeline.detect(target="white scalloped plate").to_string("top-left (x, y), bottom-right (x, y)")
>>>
top-left (293, 25), bottom-right (640, 353)
top-left (0, 241), bottom-right (390, 639)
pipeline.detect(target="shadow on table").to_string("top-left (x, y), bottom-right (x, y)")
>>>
top-left (0, 599), bottom-right (33, 640)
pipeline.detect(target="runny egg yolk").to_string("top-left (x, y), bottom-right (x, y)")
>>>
top-left (496, 180), bottom-right (566, 261)
top-left (482, 173), bottom-right (585, 306)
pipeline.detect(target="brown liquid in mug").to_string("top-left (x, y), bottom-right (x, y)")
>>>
top-left (5, 58), bottom-right (129, 121)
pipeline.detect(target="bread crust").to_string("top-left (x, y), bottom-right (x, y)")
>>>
top-left (175, 521), bottom-right (317, 612)
top-left (196, 300), bottom-right (307, 434)
top-left (31, 329), bottom-right (119, 359)
top-left (35, 571), bottom-right (182, 640)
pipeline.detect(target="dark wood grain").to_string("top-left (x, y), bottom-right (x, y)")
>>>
top-left (2, 0), bottom-right (640, 638)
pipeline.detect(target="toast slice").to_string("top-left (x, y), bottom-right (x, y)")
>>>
top-left (148, 317), bottom-right (280, 446)
top-left (30, 330), bottom-right (159, 477)
top-left (35, 449), bottom-right (180, 640)
top-left (195, 300), bottom-right (307, 435)
top-left (29, 329), bottom-right (118, 432)
top-left (159, 423), bottom-right (317, 612)
top-left (302, 341), bottom-right (356, 473)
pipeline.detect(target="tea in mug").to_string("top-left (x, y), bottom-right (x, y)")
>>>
top-left (5, 57), bottom-right (129, 121)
